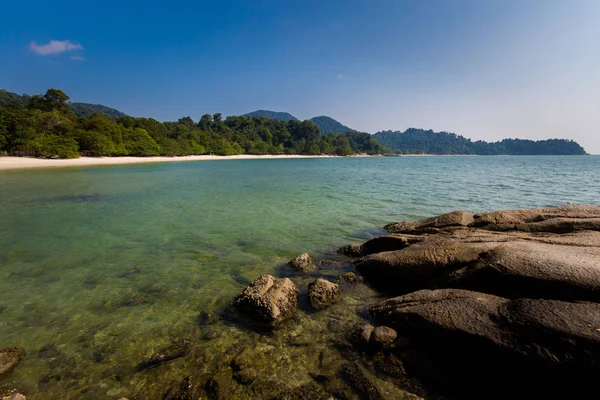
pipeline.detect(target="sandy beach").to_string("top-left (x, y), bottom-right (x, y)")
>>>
top-left (0, 155), bottom-right (344, 171)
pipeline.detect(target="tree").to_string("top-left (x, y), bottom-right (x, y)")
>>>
top-left (213, 113), bottom-right (222, 122)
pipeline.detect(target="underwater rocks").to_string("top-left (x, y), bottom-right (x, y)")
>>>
top-left (0, 347), bottom-right (25, 377)
top-left (234, 274), bottom-right (298, 327)
top-left (288, 252), bottom-right (317, 273)
top-left (339, 272), bottom-right (364, 284)
top-left (308, 278), bottom-right (341, 309)
top-left (136, 340), bottom-right (190, 371)
top-left (0, 391), bottom-right (26, 400)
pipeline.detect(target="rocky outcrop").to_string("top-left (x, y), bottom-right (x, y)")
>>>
top-left (288, 252), bottom-right (317, 273)
top-left (308, 278), bottom-right (341, 309)
top-left (370, 289), bottom-right (600, 398)
top-left (234, 275), bottom-right (298, 326)
top-left (341, 206), bottom-right (600, 398)
top-left (384, 210), bottom-right (474, 234)
top-left (0, 347), bottom-right (25, 377)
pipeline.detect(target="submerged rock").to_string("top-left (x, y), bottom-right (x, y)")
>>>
top-left (350, 324), bottom-right (375, 348)
top-left (0, 347), bottom-right (25, 377)
top-left (234, 275), bottom-right (298, 326)
top-left (339, 272), bottom-right (364, 284)
top-left (340, 362), bottom-right (384, 399)
top-left (370, 326), bottom-right (397, 348)
top-left (0, 391), bottom-right (26, 400)
top-left (288, 252), bottom-right (317, 273)
top-left (136, 340), bottom-right (190, 371)
top-left (307, 278), bottom-right (341, 309)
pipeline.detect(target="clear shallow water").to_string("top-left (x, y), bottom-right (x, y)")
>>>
top-left (0, 155), bottom-right (599, 399)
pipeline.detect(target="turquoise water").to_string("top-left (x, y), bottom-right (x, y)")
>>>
top-left (0, 155), bottom-right (599, 398)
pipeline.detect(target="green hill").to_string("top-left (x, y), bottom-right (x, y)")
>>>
top-left (243, 110), bottom-right (298, 122)
top-left (373, 128), bottom-right (587, 155)
top-left (310, 116), bottom-right (353, 135)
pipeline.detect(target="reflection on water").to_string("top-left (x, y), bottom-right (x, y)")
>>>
top-left (0, 156), bottom-right (599, 398)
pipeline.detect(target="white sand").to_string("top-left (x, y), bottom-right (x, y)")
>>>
top-left (0, 155), bottom-right (345, 171)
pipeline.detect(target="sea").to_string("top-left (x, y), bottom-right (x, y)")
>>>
top-left (1, 155), bottom-right (599, 398)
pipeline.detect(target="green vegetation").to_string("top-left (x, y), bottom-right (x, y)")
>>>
top-left (242, 110), bottom-right (298, 122)
top-left (0, 89), bottom-right (384, 159)
top-left (310, 116), bottom-right (353, 135)
top-left (373, 128), bottom-right (587, 155)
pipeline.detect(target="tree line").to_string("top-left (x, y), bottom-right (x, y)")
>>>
top-left (373, 128), bottom-right (587, 155)
top-left (0, 89), bottom-right (385, 159)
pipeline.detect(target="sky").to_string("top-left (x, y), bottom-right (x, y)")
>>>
top-left (2, 0), bottom-right (599, 153)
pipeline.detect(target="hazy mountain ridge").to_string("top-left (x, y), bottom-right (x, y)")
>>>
top-left (242, 110), bottom-right (298, 122)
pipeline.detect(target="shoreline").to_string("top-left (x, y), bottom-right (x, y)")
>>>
top-left (0, 154), bottom-right (343, 171)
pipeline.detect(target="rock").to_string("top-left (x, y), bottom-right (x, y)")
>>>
top-left (370, 288), bottom-right (600, 399)
top-left (288, 252), bottom-right (317, 273)
top-left (373, 352), bottom-right (406, 378)
top-left (359, 234), bottom-right (423, 256)
top-left (452, 241), bottom-right (600, 302)
top-left (370, 326), bottom-right (397, 347)
top-left (340, 362), bottom-right (384, 399)
top-left (384, 210), bottom-right (474, 234)
top-left (339, 272), bottom-right (364, 284)
top-left (0, 390), bottom-right (26, 400)
top-left (471, 205), bottom-right (600, 230)
top-left (234, 275), bottom-right (298, 326)
top-left (349, 324), bottom-right (375, 348)
top-left (0, 347), bottom-right (25, 377)
top-left (136, 340), bottom-right (190, 371)
top-left (307, 278), bottom-right (341, 309)
top-left (355, 239), bottom-right (495, 295)
top-left (338, 244), bottom-right (362, 257)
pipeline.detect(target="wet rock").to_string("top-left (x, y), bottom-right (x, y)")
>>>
top-left (340, 362), bottom-right (384, 399)
top-left (37, 344), bottom-right (60, 359)
top-left (234, 275), bottom-right (298, 326)
top-left (272, 381), bottom-right (331, 400)
top-left (288, 252), bottom-right (317, 273)
top-left (358, 234), bottom-right (423, 256)
top-left (308, 278), bottom-right (341, 309)
top-left (338, 244), bottom-right (363, 257)
top-left (370, 288), bottom-right (600, 399)
top-left (0, 347), bottom-right (25, 377)
top-left (370, 326), bottom-right (397, 348)
top-left (136, 340), bottom-right (190, 371)
top-left (384, 210), bottom-right (474, 234)
top-left (230, 347), bottom-right (269, 385)
top-left (373, 352), bottom-right (406, 378)
top-left (339, 272), bottom-right (364, 284)
top-left (349, 324), bottom-right (374, 348)
top-left (0, 391), bottom-right (26, 400)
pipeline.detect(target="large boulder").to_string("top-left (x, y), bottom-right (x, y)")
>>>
top-left (370, 289), bottom-right (600, 399)
top-left (0, 347), bottom-right (25, 377)
top-left (384, 210), bottom-right (474, 234)
top-left (471, 205), bottom-right (600, 232)
top-left (307, 278), bottom-right (341, 309)
top-left (288, 252), bottom-right (317, 273)
top-left (234, 275), bottom-right (298, 326)
top-left (355, 239), bottom-right (496, 294)
top-left (451, 241), bottom-right (600, 302)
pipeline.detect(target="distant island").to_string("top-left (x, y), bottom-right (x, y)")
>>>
top-left (0, 89), bottom-right (587, 159)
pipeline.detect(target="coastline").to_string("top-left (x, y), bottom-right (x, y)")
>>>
top-left (0, 154), bottom-right (343, 171)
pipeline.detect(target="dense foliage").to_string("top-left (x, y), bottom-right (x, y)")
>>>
top-left (1, 89), bottom-right (126, 120)
top-left (373, 128), bottom-right (587, 155)
top-left (242, 110), bottom-right (298, 122)
top-left (310, 116), bottom-right (353, 135)
top-left (0, 89), bottom-right (384, 159)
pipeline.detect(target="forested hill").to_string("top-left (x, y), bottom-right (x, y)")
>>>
top-left (0, 89), bottom-right (126, 120)
top-left (0, 88), bottom-right (384, 159)
top-left (310, 116), bottom-right (353, 135)
top-left (373, 128), bottom-right (587, 155)
top-left (243, 110), bottom-right (298, 122)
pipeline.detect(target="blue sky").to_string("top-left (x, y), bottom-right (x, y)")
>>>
top-left (2, 0), bottom-right (599, 152)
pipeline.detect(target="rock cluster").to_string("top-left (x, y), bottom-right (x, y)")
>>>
top-left (308, 278), bottom-right (341, 309)
top-left (234, 275), bottom-right (299, 326)
top-left (341, 205), bottom-right (600, 399)
top-left (288, 252), bottom-right (317, 273)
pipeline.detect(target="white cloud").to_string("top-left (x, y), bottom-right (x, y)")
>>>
top-left (29, 40), bottom-right (83, 56)
top-left (70, 55), bottom-right (86, 61)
